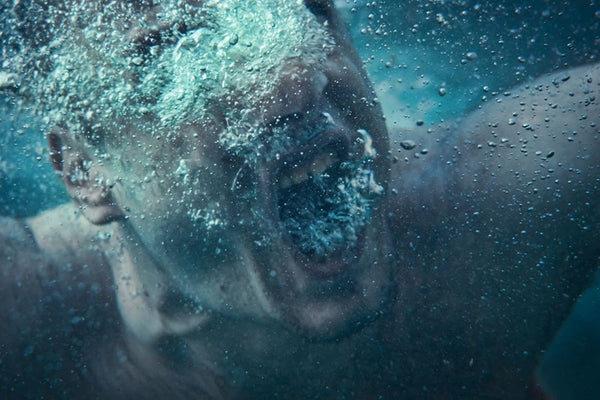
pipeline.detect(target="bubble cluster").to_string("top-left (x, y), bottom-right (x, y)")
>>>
top-left (1, 0), bottom-right (334, 151)
top-left (279, 161), bottom-right (383, 259)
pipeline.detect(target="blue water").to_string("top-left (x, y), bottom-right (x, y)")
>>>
top-left (0, 97), bottom-right (68, 218)
top-left (538, 271), bottom-right (600, 400)
top-left (1, 1), bottom-right (599, 397)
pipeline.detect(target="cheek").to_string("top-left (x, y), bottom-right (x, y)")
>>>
top-left (118, 164), bottom-right (221, 225)
top-left (114, 152), bottom-right (240, 261)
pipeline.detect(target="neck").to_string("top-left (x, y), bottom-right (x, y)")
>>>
top-left (100, 219), bottom-right (211, 344)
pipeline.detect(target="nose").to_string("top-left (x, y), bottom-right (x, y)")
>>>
top-left (261, 65), bottom-right (329, 123)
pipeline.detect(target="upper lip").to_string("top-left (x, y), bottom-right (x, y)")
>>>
top-left (267, 110), bottom-right (356, 189)
top-left (274, 136), bottom-right (349, 190)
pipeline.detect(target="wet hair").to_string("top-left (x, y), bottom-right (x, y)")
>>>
top-left (1, 1), bottom-right (385, 259)
top-left (0, 0), bottom-right (335, 152)
top-left (1, 0), bottom-right (163, 143)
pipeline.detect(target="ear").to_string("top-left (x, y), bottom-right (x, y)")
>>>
top-left (47, 127), bottom-right (124, 225)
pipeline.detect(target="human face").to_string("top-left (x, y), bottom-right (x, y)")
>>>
top-left (100, 0), bottom-right (393, 337)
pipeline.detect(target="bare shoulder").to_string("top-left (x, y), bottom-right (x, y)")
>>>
top-left (0, 207), bottom-right (120, 398)
top-left (0, 214), bottom-right (44, 266)
top-left (447, 62), bottom-right (599, 221)
top-left (384, 63), bottom-right (599, 397)
top-left (388, 62), bottom-right (599, 220)
top-left (459, 62), bottom-right (599, 160)
top-left (0, 214), bottom-right (58, 308)
top-left (26, 202), bottom-right (112, 267)
top-left (1, 203), bottom-right (114, 289)
top-left (463, 62), bottom-right (599, 133)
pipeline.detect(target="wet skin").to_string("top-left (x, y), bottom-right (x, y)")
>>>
top-left (1, 1), bottom-right (599, 399)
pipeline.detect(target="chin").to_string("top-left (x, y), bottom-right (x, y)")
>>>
top-left (256, 209), bottom-right (394, 339)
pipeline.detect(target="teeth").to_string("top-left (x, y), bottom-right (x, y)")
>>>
top-left (277, 152), bottom-right (338, 190)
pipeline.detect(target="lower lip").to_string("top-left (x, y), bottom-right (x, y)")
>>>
top-left (285, 228), bottom-right (368, 278)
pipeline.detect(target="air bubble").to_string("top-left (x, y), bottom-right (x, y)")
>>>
top-left (400, 140), bottom-right (417, 150)
top-left (466, 51), bottom-right (478, 60)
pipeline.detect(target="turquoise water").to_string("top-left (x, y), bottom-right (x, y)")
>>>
top-left (0, 1), bottom-right (599, 397)
top-left (538, 271), bottom-right (600, 400)
top-left (0, 97), bottom-right (69, 217)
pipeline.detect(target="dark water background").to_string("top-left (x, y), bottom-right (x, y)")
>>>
top-left (1, 1), bottom-right (599, 397)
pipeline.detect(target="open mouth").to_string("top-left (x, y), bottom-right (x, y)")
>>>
top-left (220, 108), bottom-right (385, 275)
top-left (273, 127), bottom-right (384, 269)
